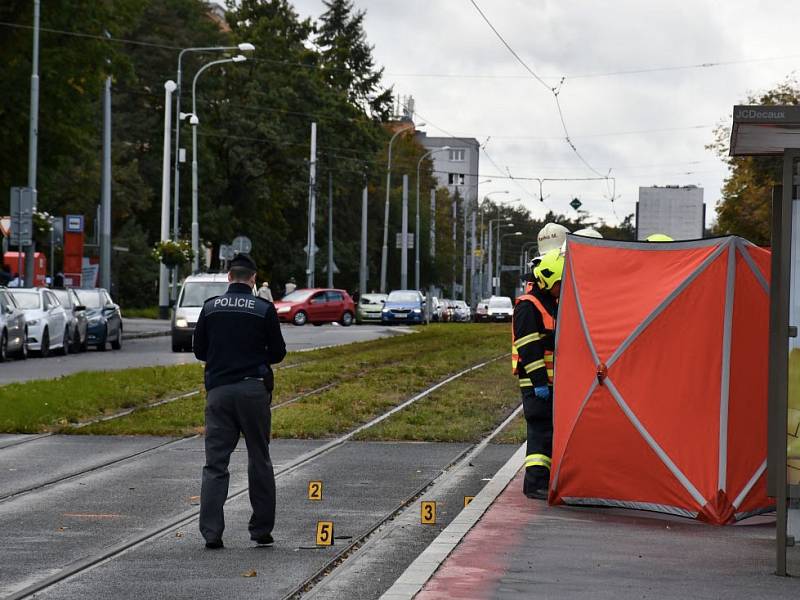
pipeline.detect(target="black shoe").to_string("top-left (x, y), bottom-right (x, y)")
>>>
top-left (205, 540), bottom-right (224, 549)
top-left (525, 488), bottom-right (548, 500)
top-left (252, 533), bottom-right (274, 546)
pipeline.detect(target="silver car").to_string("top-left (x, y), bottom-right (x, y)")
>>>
top-left (0, 288), bottom-right (27, 360)
top-left (172, 273), bottom-right (230, 352)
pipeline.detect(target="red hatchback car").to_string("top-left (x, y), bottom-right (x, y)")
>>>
top-left (273, 288), bottom-right (356, 326)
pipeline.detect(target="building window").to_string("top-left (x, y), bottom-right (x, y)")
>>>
top-left (449, 149), bottom-right (465, 162)
top-left (448, 173), bottom-right (465, 186)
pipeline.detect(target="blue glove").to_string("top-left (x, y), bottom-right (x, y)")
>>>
top-left (534, 386), bottom-right (550, 400)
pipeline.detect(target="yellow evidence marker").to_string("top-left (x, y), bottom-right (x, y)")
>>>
top-left (464, 496), bottom-right (475, 507)
top-left (421, 501), bottom-right (437, 525)
top-left (308, 481), bottom-right (323, 501)
top-left (316, 521), bottom-right (334, 546)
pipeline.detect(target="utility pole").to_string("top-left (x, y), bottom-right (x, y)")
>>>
top-left (451, 194), bottom-right (457, 298)
top-left (327, 171), bottom-right (334, 288)
top-left (159, 81), bottom-right (177, 318)
top-left (429, 188), bottom-right (436, 259)
top-left (359, 185), bottom-right (368, 298)
top-left (25, 0), bottom-right (40, 287)
top-left (470, 205), bottom-right (476, 305)
top-left (100, 75), bottom-right (112, 291)
top-left (306, 123), bottom-right (317, 288)
top-left (401, 175), bottom-right (409, 289)
top-left (461, 195), bottom-right (468, 300)
top-left (487, 222), bottom-right (494, 297)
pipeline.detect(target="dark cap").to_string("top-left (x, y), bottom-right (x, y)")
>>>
top-left (229, 253), bottom-right (257, 273)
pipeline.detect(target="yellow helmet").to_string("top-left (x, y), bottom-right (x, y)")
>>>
top-left (533, 249), bottom-right (564, 290)
top-left (646, 233), bottom-right (673, 242)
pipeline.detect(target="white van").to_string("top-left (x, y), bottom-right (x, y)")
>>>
top-left (171, 273), bottom-right (230, 352)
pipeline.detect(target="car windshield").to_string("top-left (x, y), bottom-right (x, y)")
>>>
top-left (361, 295), bottom-right (385, 306)
top-left (179, 282), bottom-right (230, 307)
top-left (51, 290), bottom-right (72, 308)
top-left (281, 289), bottom-right (315, 303)
top-left (455, 301), bottom-right (468, 308)
top-left (11, 291), bottom-right (40, 309)
top-left (387, 291), bottom-right (420, 303)
top-left (75, 290), bottom-right (103, 308)
top-left (489, 297), bottom-right (513, 308)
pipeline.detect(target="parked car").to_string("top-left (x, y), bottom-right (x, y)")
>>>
top-left (74, 288), bottom-right (123, 351)
top-left (356, 293), bottom-right (387, 324)
top-left (171, 273), bottom-right (230, 352)
top-left (485, 295), bottom-right (514, 322)
top-left (451, 300), bottom-right (472, 322)
top-left (274, 288), bottom-right (355, 326)
top-left (52, 288), bottom-right (88, 352)
top-left (9, 287), bottom-right (69, 357)
top-left (429, 296), bottom-right (445, 322)
top-left (381, 290), bottom-right (427, 325)
top-left (0, 288), bottom-right (28, 360)
top-left (474, 298), bottom-right (490, 322)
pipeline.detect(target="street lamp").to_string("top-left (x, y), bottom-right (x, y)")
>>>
top-left (497, 231), bottom-right (522, 295)
top-left (172, 43), bottom-right (255, 244)
top-left (488, 218), bottom-right (512, 296)
top-left (158, 80), bottom-right (177, 318)
top-left (415, 146), bottom-right (450, 291)
top-left (380, 122), bottom-right (423, 293)
top-left (478, 191), bottom-right (509, 298)
top-left (454, 179), bottom-right (491, 301)
top-left (189, 55), bottom-right (247, 273)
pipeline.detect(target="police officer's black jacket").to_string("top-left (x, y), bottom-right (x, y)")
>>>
top-left (193, 282), bottom-right (286, 391)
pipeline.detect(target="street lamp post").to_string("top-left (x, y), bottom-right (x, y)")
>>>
top-left (488, 218), bottom-right (512, 296)
top-left (380, 123), bottom-right (421, 293)
top-left (454, 179), bottom-right (491, 301)
top-left (189, 55), bottom-right (247, 273)
top-left (416, 146), bottom-right (449, 291)
top-left (158, 80), bottom-right (177, 318)
top-left (498, 231), bottom-right (522, 295)
top-left (479, 191), bottom-right (510, 299)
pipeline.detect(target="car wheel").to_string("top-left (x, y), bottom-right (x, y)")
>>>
top-left (40, 328), bottom-right (50, 358)
top-left (0, 330), bottom-right (7, 363)
top-left (293, 311), bottom-right (307, 326)
top-left (111, 326), bottom-right (122, 350)
top-left (171, 337), bottom-right (183, 352)
top-left (71, 329), bottom-right (81, 354)
top-left (340, 311), bottom-right (354, 327)
top-left (59, 329), bottom-right (70, 356)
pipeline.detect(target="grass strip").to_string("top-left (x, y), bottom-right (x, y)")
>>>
top-left (492, 412), bottom-right (526, 444)
top-left (354, 359), bottom-right (520, 443)
top-left (0, 364), bottom-right (204, 433)
top-left (75, 324), bottom-right (509, 438)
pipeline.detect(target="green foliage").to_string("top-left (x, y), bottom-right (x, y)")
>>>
top-left (708, 78), bottom-right (800, 245)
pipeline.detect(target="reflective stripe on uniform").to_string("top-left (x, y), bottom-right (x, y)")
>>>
top-left (522, 359), bottom-right (545, 373)
top-left (514, 332), bottom-right (542, 348)
top-left (525, 454), bottom-right (552, 469)
top-left (519, 379), bottom-right (533, 388)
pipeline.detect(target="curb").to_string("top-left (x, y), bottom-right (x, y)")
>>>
top-left (380, 443), bottom-right (526, 600)
top-left (121, 331), bottom-right (170, 341)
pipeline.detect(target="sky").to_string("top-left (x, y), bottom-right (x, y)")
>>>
top-left (284, 0), bottom-right (800, 227)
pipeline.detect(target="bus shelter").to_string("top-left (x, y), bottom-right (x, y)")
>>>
top-left (730, 104), bottom-right (800, 576)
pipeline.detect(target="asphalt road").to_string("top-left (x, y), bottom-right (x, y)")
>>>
top-left (0, 324), bottom-right (411, 385)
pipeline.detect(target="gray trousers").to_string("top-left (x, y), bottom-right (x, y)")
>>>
top-left (200, 379), bottom-right (275, 543)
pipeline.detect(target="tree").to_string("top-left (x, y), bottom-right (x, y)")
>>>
top-left (316, 0), bottom-right (392, 119)
top-left (709, 78), bottom-right (800, 245)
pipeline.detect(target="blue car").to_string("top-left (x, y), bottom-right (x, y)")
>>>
top-left (73, 288), bottom-right (123, 351)
top-left (381, 290), bottom-right (427, 325)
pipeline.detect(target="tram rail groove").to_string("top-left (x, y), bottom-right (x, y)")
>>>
top-left (4, 354), bottom-right (507, 600)
top-left (285, 401), bottom-right (523, 600)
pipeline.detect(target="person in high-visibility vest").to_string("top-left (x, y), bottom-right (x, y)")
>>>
top-left (512, 248), bottom-right (564, 500)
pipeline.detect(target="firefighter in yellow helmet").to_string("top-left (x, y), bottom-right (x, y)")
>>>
top-left (512, 248), bottom-right (564, 499)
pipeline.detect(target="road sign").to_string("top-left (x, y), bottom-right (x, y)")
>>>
top-left (395, 232), bottom-right (415, 249)
top-left (10, 187), bottom-right (34, 247)
top-left (232, 235), bottom-right (252, 254)
top-left (219, 244), bottom-right (235, 261)
top-left (570, 197), bottom-right (582, 210)
top-left (65, 214), bottom-right (84, 233)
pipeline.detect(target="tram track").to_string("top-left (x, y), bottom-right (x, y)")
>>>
top-left (4, 354), bottom-right (507, 600)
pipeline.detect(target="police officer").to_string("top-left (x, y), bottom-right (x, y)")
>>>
top-left (511, 249), bottom-right (563, 500)
top-left (193, 253), bottom-right (286, 549)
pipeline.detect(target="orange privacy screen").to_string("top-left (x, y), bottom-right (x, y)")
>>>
top-left (550, 236), bottom-right (774, 524)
